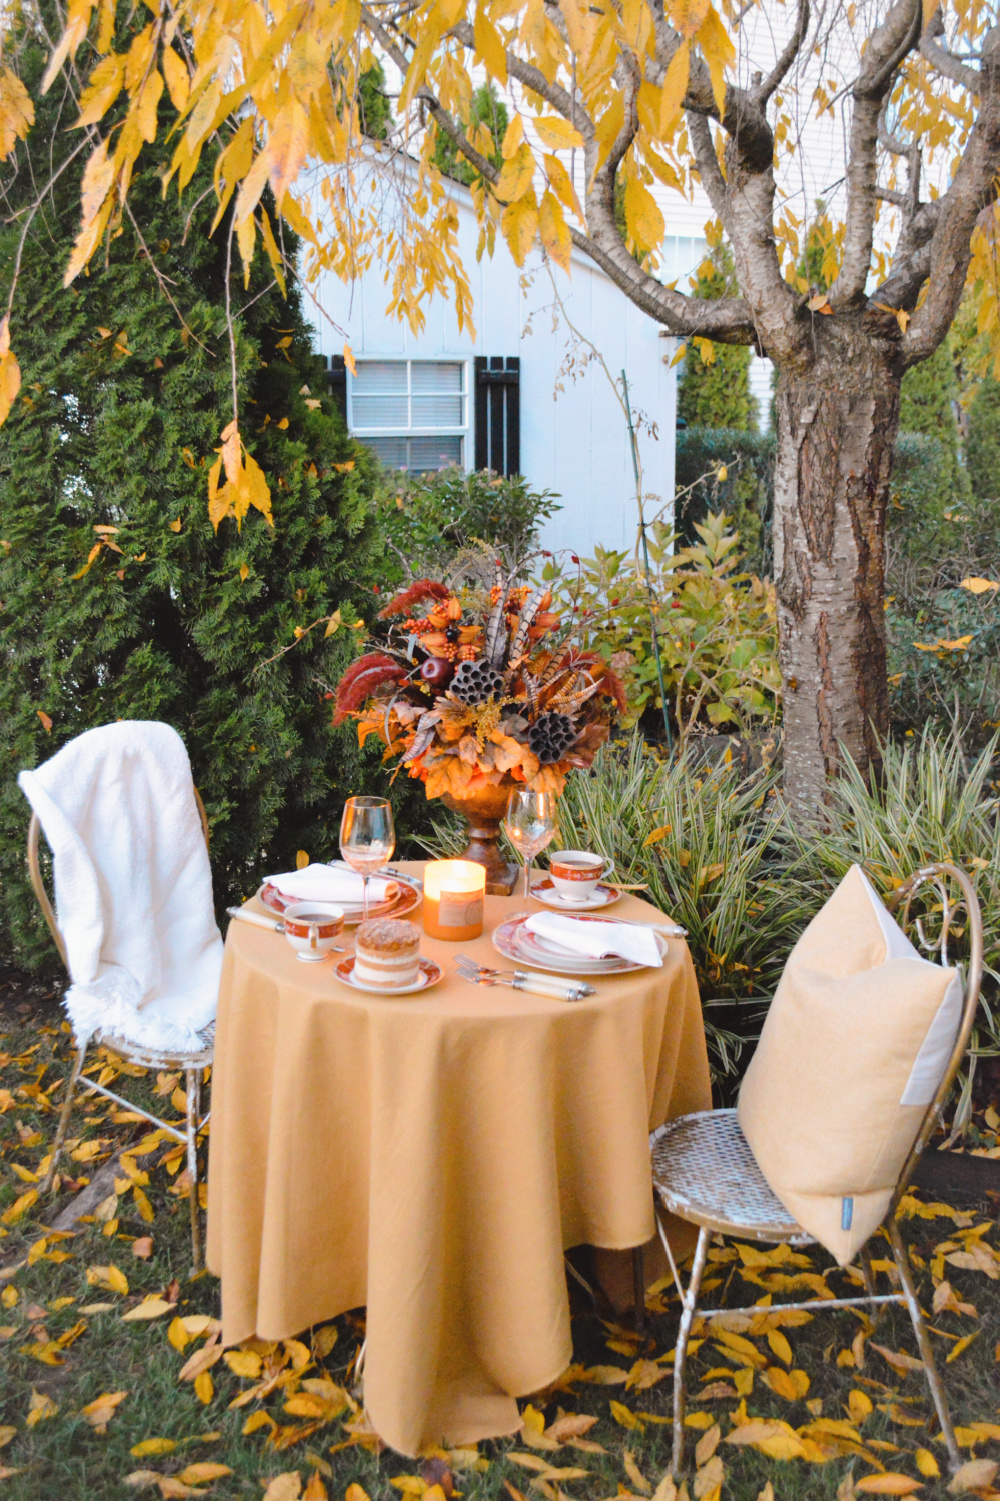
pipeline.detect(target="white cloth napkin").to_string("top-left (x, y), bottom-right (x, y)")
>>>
top-left (18, 721), bottom-right (223, 1052)
top-left (264, 862), bottom-right (397, 905)
top-left (524, 912), bottom-right (663, 967)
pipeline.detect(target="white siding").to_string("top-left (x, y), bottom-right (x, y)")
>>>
top-left (309, 181), bottom-right (676, 562)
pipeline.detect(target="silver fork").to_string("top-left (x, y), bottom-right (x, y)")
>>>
top-left (455, 955), bottom-right (596, 1001)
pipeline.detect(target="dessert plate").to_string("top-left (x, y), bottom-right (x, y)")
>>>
top-left (258, 875), bottom-right (421, 926)
top-left (529, 876), bottom-right (622, 910)
top-left (492, 915), bottom-right (667, 976)
top-left (333, 955), bottom-right (442, 996)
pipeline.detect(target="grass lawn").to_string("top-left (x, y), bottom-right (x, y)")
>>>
top-left (1, 966), bottom-right (999, 1502)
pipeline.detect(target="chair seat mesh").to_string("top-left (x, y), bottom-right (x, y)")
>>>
top-left (651, 1108), bottom-right (812, 1243)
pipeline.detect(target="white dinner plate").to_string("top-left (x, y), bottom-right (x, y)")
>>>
top-left (258, 876), bottom-right (421, 926)
top-left (492, 915), bottom-right (667, 976)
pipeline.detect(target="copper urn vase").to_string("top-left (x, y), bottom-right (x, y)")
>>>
top-left (440, 784), bottom-right (519, 896)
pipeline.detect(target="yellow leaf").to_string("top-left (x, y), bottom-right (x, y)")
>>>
top-left (474, 5), bottom-right (507, 84)
top-left (495, 142), bottom-right (535, 204)
top-left (224, 1350), bottom-right (262, 1379)
top-left (26, 1390), bottom-right (58, 1427)
top-left (695, 1424), bottom-right (721, 1465)
top-left (669, 0), bottom-right (709, 40)
top-left (177, 1463), bottom-right (232, 1484)
top-left (86, 1264), bottom-right (128, 1296)
top-left (267, 99), bottom-right (310, 204)
top-left (168, 1318), bottom-right (191, 1353)
top-left (131, 1438), bottom-right (177, 1457)
top-left (259, 208), bottom-right (287, 298)
top-left (501, 114), bottom-right (524, 159)
top-left (848, 1390), bottom-right (873, 1424)
top-left (239, 564), bottom-right (249, 582)
top-left (343, 343), bottom-right (357, 377)
top-left (121, 1297), bottom-right (174, 1321)
top-left (855, 1476), bottom-right (921, 1496)
top-left (0, 1426), bottom-right (16, 1448)
top-left (659, 41), bottom-right (689, 131)
top-left (609, 1400), bottom-right (645, 1431)
top-left (623, 176), bottom-right (664, 253)
top-left (169, 518), bottom-right (182, 532)
top-left (960, 576), bottom-right (998, 593)
top-left (914, 1449), bottom-right (939, 1478)
top-left (948, 1460), bottom-right (998, 1494)
top-left (945, 1331), bottom-right (978, 1363)
top-left (697, 6), bottom-right (735, 112)
top-left (766, 1329), bottom-right (792, 1364)
top-left (302, 1472), bottom-right (328, 1502)
top-left (81, 1391), bottom-right (127, 1433)
top-left (193, 1369), bottom-right (214, 1405)
top-left (0, 67), bottom-right (35, 160)
top-left (264, 1474), bottom-right (303, 1501)
top-left (132, 1185), bottom-right (155, 1224)
top-left (543, 153), bottom-right (582, 222)
top-left (538, 191), bottom-right (571, 272)
top-left (343, 1488), bottom-right (369, 1501)
top-left (501, 189), bottom-right (539, 267)
top-left (162, 47), bottom-right (189, 112)
top-left (532, 115), bottom-right (583, 151)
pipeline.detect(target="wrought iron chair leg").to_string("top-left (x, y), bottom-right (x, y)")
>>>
top-left (887, 1217), bottom-right (961, 1473)
top-left (40, 1038), bottom-right (87, 1196)
top-left (858, 1243), bottom-right (878, 1301)
top-left (186, 1067), bottom-right (202, 1274)
top-left (633, 1245), bottom-right (646, 1334)
top-left (671, 1224), bottom-right (710, 1479)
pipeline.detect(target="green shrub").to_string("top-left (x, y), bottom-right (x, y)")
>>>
top-left (378, 465), bottom-right (561, 579)
top-left (541, 512), bottom-right (781, 745)
top-left (677, 244), bottom-right (758, 433)
top-left (675, 427), bottom-right (775, 576)
top-left (0, 22), bottom-right (414, 971)
top-left (966, 373), bottom-right (1000, 502)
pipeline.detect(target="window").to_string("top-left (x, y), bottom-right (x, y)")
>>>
top-left (348, 360), bottom-right (467, 472)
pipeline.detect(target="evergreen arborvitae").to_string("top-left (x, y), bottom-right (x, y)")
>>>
top-left (0, 21), bottom-right (407, 969)
top-left (966, 373), bottom-right (1000, 502)
top-left (433, 85), bottom-right (508, 187)
top-left (678, 245), bottom-right (758, 432)
top-left (898, 341), bottom-right (970, 503)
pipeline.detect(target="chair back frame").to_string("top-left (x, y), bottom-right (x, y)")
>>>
top-left (885, 861), bottom-right (984, 1206)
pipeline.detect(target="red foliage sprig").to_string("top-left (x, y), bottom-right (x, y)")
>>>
top-left (333, 653), bottom-right (407, 725)
top-left (377, 579), bottom-right (450, 620)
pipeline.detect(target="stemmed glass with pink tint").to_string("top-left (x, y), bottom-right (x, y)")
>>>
top-left (340, 796), bottom-right (395, 919)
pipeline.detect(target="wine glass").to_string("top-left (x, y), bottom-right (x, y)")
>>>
top-left (503, 787), bottom-right (557, 911)
top-left (340, 796), bottom-right (395, 919)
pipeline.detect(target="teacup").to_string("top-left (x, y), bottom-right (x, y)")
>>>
top-left (548, 849), bottom-right (615, 901)
top-left (283, 901), bottom-right (344, 962)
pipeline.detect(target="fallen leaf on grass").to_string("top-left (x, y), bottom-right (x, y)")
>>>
top-left (545, 1414), bottom-right (597, 1442)
top-left (343, 1487), bottom-right (369, 1500)
top-left (263, 1474), bottom-right (302, 1501)
top-left (302, 1472), bottom-right (328, 1501)
top-left (122, 1297), bottom-right (175, 1322)
top-left (848, 1391), bottom-right (873, 1424)
top-left (132, 1238), bottom-right (154, 1259)
top-left (193, 1370), bottom-right (213, 1406)
top-left (131, 1439), bottom-right (177, 1457)
top-left (0, 1427), bottom-right (14, 1449)
top-left (224, 1350), bottom-right (262, 1379)
top-left (914, 1450), bottom-right (939, 1478)
top-left (609, 1400), bottom-right (645, 1432)
top-left (870, 1344), bottom-right (923, 1376)
top-left (126, 1474), bottom-right (206, 1500)
top-left (178, 1338), bottom-right (222, 1382)
top-left (26, 1390), bottom-right (58, 1426)
top-left (695, 1425), bottom-right (721, 1465)
top-left (176, 1464), bottom-right (232, 1484)
top-left (724, 1419), bottom-right (807, 1461)
top-left (694, 1453), bottom-right (724, 1500)
top-left (86, 1264), bottom-right (129, 1296)
top-left (945, 1332), bottom-right (978, 1363)
top-left (82, 1390), bottom-right (127, 1433)
top-left (583, 1365), bottom-right (628, 1384)
top-left (311, 1325), bottom-right (337, 1359)
top-left (855, 1476), bottom-right (920, 1495)
top-left (80, 1303), bottom-right (117, 1314)
top-left (948, 1458), bottom-right (998, 1493)
top-left (626, 1359), bottom-right (667, 1391)
top-left (623, 1448), bottom-right (651, 1495)
top-left (652, 1477), bottom-right (679, 1500)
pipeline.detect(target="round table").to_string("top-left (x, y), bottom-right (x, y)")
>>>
top-left (205, 863), bottom-right (711, 1458)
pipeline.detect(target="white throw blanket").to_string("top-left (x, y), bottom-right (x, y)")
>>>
top-left (264, 862), bottom-right (397, 905)
top-left (19, 721), bottom-right (223, 1052)
top-left (524, 912), bottom-right (663, 967)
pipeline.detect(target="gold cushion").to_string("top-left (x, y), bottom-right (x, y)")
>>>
top-left (737, 865), bottom-right (962, 1263)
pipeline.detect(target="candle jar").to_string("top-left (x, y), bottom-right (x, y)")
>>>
top-left (423, 860), bottom-right (486, 940)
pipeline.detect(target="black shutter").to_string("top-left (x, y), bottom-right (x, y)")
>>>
top-left (474, 357), bottom-right (520, 477)
top-left (325, 354), bottom-right (348, 422)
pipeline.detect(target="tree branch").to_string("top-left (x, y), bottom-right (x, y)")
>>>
top-left (920, 13), bottom-right (982, 93)
top-left (755, 0), bottom-right (810, 105)
top-left (902, 22), bottom-right (1000, 366)
top-left (827, 0), bottom-right (922, 307)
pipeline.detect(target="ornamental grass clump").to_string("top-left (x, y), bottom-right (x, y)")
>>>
top-left (556, 734), bottom-right (812, 1079)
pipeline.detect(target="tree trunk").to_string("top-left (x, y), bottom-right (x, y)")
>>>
top-left (772, 322), bottom-right (901, 815)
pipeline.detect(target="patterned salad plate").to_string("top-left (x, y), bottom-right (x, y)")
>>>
top-left (258, 873), bottom-right (422, 926)
top-left (333, 955), bottom-right (442, 996)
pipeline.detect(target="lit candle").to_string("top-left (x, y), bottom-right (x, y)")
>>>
top-left (423, 860), bottom-right (486, 941)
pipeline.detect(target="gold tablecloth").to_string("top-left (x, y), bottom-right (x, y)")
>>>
top-left (206, 863), bottom-right (711, 1457)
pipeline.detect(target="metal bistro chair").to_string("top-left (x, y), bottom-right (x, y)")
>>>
top-left (647, 862), bottom-right (983, 1479)
top-left (28, 788), bottom-right (214, 1271)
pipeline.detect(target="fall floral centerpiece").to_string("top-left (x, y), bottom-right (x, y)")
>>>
top-left (333, 564), bottom-right (626, 891)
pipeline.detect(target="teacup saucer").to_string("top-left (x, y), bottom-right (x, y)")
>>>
top-left (333, 955), bottom-right (442, 996)
top-left (530, 876), bottom-right (622, 911)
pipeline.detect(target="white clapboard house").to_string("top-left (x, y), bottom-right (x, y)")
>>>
top-left (307, 175), bottom-right (707, 560)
